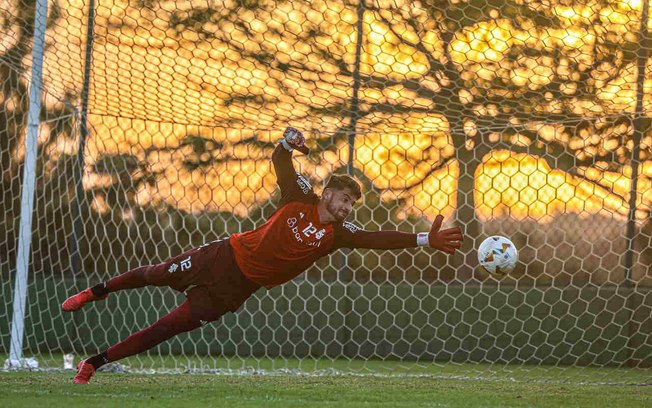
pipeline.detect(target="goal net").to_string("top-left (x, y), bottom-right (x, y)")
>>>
top-left (1, 0), bottom-right (650, 384)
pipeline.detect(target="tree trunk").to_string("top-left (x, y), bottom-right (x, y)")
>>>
top-left (452, 127), bottom-right (487, 281)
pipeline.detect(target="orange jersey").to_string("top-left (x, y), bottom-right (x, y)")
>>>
top-left (231, 201), bottom-right (339, 288)
top-left (230, 145), bottom-right (418, 288)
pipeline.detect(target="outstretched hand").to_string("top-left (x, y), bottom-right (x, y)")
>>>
top-left (428, 215), bottom-right (464, 255)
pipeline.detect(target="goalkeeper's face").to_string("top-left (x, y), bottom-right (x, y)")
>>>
top-left (324, 187), bottom-right (357, 222)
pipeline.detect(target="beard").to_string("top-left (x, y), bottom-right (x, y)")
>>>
top-left (326, 198), bottom-right (347, 222)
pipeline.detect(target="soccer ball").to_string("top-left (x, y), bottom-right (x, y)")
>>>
top-left (477, 236), bottom-right (518, 276)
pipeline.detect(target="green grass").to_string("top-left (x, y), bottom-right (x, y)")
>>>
top-left (0, 371), bottom-right (650, 408)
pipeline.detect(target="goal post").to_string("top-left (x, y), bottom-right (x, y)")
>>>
top-left (0, 0), bottom-right (650, 385)
top-left (5, 0), bottom-right (48, 369)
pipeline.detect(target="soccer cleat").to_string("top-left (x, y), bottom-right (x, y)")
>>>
top-left (61, 288), bottom-right (108, 312)
top-left (73, 360), bottom-right (95, 384)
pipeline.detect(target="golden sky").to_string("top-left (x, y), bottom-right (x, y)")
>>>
top-left (13, 0), bottom-right (649, 222)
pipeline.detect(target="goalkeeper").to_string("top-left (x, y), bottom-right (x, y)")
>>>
top-left (63, 127), bottom-right (464, 384)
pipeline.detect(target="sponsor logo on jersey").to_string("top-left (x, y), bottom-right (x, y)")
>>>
top-left (296, 174), bottom-right (312, 195)
top-left (342, 222), bottom-right (360, 233)
top-left (286, 218), bottom-right (324, 247)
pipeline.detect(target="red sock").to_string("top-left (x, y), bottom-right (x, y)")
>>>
top-left (105, 301), bottom-right (200, 363)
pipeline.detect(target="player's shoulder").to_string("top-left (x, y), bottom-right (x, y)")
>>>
top-left (331, 221), bottom-right (364, 248)
top-left (279, 199), bottom-right (316, 211)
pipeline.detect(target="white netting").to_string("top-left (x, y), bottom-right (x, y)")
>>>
top-left (0, 0), bottom-right (650, 384)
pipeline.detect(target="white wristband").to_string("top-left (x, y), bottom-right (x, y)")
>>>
top-left (279, 139), bottom-right (293, 152)
top-left (416, 232), bottom-right (429, 247)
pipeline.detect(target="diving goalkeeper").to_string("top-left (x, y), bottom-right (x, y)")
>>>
top-left (62, 127), bottom-right (464, 384)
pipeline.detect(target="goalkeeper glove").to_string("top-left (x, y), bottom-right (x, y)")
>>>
top-left (418, 215), bottom-right (464, 254)
top-left (280, 126), bottom-right (310, 154)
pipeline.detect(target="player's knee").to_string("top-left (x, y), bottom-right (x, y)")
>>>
top-left (161, 301), bottom-right (204, 333)
top-left (150, 317), bottom-right (197, 337)
top-left (162, 318), bottom-right (201, 334)
top-left (188, 307), bottom-right (226, 330)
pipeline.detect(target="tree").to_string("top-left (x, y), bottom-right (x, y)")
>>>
top-left (60, 0), bottom-right (652, 279)
top-left (0, 0), bottom-right (79, 275)
top-left (159, 0), bottom-right (649, 259)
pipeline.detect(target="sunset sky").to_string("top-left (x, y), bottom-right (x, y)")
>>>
top-left (10, 0), bottom-right (648, 222)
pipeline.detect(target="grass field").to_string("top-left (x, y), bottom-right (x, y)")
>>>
top-left (6, 353), bottom-right (651, 382)
top-left (1, 355), bottom-right (650, 407)
top-left (0, 370), bottom-right (650, 408)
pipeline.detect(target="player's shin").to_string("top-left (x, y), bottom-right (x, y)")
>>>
top-left (104, 301), bottom-right (201, 363)
top-left (90, 282), bottom-right (109, 297)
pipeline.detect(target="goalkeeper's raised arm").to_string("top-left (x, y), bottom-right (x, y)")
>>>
top-left (271, 127), bottom-right (316, 205)
top-left (61, 126), bottom-right (463, 385)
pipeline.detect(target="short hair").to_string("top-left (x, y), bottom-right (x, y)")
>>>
top-left (325, 174), bottom-right (362, 200)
